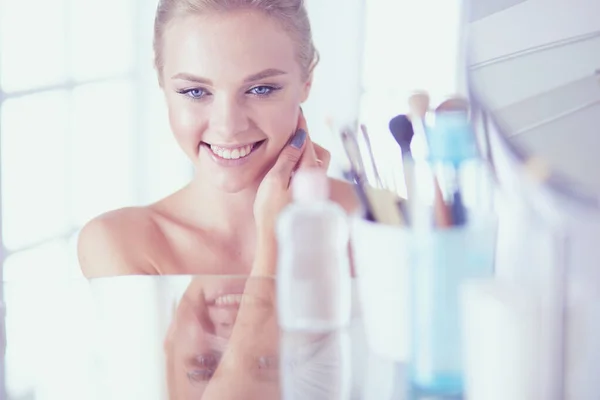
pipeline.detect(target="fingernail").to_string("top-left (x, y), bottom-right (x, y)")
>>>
top-left (290, 129), bottom-right (307, 149)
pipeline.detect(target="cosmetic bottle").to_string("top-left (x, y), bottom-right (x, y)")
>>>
top-left (276, 168), bottom-right (352, 332)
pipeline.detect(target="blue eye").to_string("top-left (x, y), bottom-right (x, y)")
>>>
top-left (178, 88), bottom-right (208, 99)
top-left (248, 85), bottom-right (280, 97)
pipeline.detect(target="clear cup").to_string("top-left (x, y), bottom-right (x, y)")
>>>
top-left (407, 214), bottom-right (497, 398)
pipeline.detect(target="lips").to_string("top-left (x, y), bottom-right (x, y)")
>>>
top-left (202, 140), bottom-right (265, 160)
top-left (204, 280), bottom-right (248, 305)
top-left (213, 293), bottom-right (262, 307)
top-left (204, 280), bottom-right (270, 309)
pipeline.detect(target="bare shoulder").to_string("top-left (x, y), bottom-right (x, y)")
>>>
top-left (328, 177), bottom-right (360, 215)
top-left (77, 207), bottom-right (163, 278)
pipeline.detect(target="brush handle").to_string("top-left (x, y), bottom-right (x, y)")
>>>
top-left (402, 156), bottom-right (416, 203)
top-left (365, 187), bottom-right (405, 226)
top-left (343, 170), bottom-right (376, 222)
top-left (341, 130), bottom-right (367, 181)
top-left (451, 190), bottom-right (467, 226)
top-left (360, 124), bottom-right (384, 189)
top-left (433, 177), bottom-right (453, 228)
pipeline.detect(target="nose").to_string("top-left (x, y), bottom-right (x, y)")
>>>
top-left (209, 94), bottom-right (250, 139)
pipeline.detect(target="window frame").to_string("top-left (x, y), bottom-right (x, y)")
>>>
top-left (0, 2), bottom-right (150, 264)
top-left (0, 31), bottom-right (7, 400)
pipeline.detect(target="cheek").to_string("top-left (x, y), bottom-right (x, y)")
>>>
top-left (260, 103), bottom-right (299, 145)
top-left (167, 99), bottom-right (206, 149)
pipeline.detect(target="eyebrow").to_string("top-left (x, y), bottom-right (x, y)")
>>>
top-left (171, 68), bottom-right (287, 85)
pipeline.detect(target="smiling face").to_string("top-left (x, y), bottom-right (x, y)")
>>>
top-left (160, 10), bottom-right (312, 193)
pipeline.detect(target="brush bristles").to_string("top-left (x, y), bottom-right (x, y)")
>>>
top-left (389, 114), bottom-right (414, 153)
top-left (408, 91), bottom-right (431, 120)
top-left (341, 129), bottom-right (365, 176)
top-left (436, 96), bottom-right (470, 114)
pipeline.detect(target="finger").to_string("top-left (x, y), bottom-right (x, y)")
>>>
top-left (269, 127), bottom-right (307, 182)
top-left (296, 111), bottom-right (320, 168)
top-left (298, 139), bottom-right (320, 169)
top-left (313, 143), bottom-right (331, 170)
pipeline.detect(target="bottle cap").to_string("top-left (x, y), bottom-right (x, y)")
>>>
top-left (292, 168), bottom-right (329, 202)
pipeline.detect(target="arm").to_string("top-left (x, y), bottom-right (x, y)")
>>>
top-left (329, 178), bottom-right (361, 277)
top-left (250, 229), bottom-right (278, 277)
top-left (77, 212), bottom-right (156, 278)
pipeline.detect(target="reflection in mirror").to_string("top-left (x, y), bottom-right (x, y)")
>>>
top-left (2, 275), bottom-right (404, 400)
top-left (164, 276), bottom-right (280, 399)
top-left (163, 276), bottom-right (352, 400)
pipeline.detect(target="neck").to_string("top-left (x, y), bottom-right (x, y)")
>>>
top-left (186, 176), bottom-right (259, 238)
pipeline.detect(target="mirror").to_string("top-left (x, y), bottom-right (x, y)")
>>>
top-left (466, 0), bottom-right (600, 203)
top-left (466, 5), bottom-right (600, 399)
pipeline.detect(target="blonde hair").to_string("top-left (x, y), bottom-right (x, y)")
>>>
top-left (153, 0), bottom-right (319, 80)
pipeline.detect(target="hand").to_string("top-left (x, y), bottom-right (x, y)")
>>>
top-left (164, 276), bottom-right (280, 399)
top-left (204, 277), bottom-right (280, 399)
top-left (253, 111), bottom-right (327, 238)
top-left (252, 111), bottom-right (329, 276)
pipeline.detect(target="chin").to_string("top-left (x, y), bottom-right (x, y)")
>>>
top-left (194, 144), bottom-right (274, 194)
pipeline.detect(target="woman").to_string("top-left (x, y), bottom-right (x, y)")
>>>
top-left (77, 0), bottom-right (358, 277)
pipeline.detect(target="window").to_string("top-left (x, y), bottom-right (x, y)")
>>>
top-left (0, 0), bottom-right (192, 398)
top-left (0, 0), bottom-right (136, 280)
top-left (359, 0), bottom-right (464, 197)
top-left (0, 0), bottom-right (192, 280)
top-left (1, 90), bottom-right (71, 251)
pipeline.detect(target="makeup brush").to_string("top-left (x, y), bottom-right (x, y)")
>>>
top-left (407, 91), bottom-right (452, 228)
top-left (364, 186), bottom-right (406, 226)
top-left (388, 114), bottom-right (416, 198)
top-left (340, 126), bottom-right (404, 226)
top-left (433, 176), bottom-right (453, 227)
top-left (325, 117), bottom-right (376, 222)
top-left (340, 127), bottom-right (368, 185)
top-left (434, 96), bottom-right (471, 226)
top-left (407, 91), bottom-right (431, 141)
top-left (435, 95), bottom-right (470, 115)
top-left (359, 124), bottom-right (384, 188)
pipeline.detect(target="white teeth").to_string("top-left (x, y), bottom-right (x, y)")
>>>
top-left (209, 144), bottom-right (254, 160)
top-left (214, 294), bottom-right (257, 306)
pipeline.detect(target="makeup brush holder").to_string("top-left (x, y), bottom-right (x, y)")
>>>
top-left (351, 213), bottom-right (497, 398)
top-left (351, 217), bottom-right (411, 362)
